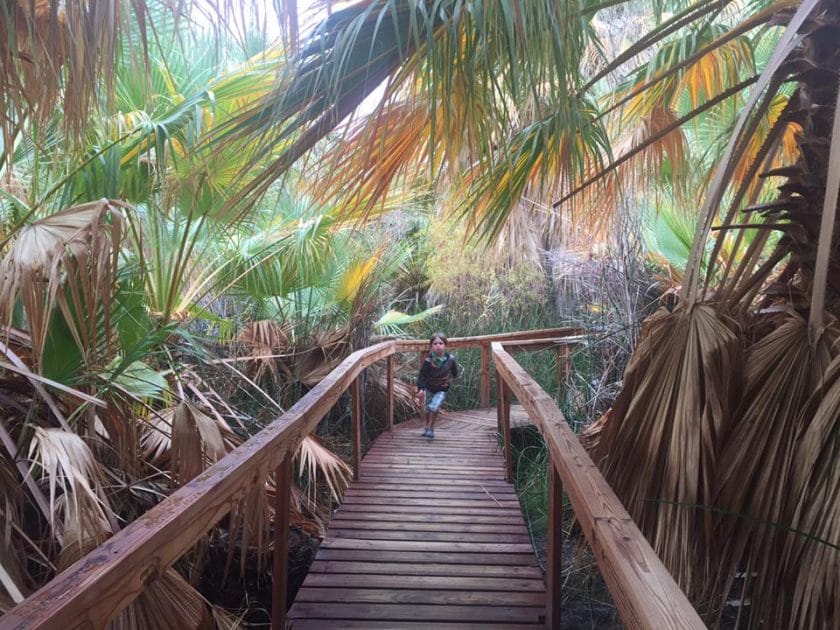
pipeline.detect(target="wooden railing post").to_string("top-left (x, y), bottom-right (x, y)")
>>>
top-left (556, 344), bottom-right (571, 398)
top-left (271, 455), bottom-right (292, 630)
top-left (480, 344), bottom-right (490, 407)
top-left (546, 461), bottom-right (563, 629)
top-left (497, 378), bottom-right (513, 482)
top-left (386, 355), bottom-right (394, 431)
top-left (351, 375), bottom-right (362, 481)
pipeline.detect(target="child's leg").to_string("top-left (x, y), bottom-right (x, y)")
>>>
top-left (427, 391), bottom-right (446, 431)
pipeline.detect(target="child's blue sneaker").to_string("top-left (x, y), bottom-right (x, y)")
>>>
top-left (421, 428), bottom-right (431, 437)
top-left (428, 429), bottom-right (435, 438)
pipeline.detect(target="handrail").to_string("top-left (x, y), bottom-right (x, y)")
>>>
top-left (491, 342), bottom-right (705, 629)
top-left (1, 328), bottom-right (579, 629)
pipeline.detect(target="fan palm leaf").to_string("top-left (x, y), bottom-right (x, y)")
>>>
top-left (712, 312), bottom-right (837, 624)
top-left (587, 302), bottom-right (740, 596)
top-left (0, 200), bottom-right (125, 365)
top-left (782, 355), bottom-right (840, 629)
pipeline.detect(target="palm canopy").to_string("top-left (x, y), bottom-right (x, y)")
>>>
top-left (211, 0), bottom-right (795, 245)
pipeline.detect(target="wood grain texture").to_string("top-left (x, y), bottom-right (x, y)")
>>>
top-left (288, 412), bottom-right (546, 627)
top-left (491, 343), bottom-right (705, 630)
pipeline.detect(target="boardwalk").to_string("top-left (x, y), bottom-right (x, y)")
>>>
top-left (288, 407), bottom-right (546, 628)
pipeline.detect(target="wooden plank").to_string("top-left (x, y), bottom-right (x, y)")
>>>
top-left (343, 489), bottom-right (519, 501)
top-left (293, 587), bottom-right (545, 606)
top-left (492, 343), bottom-right (705, 630)
top-left (315, 549), bottom-right (540, 566)
top-left (290, 621), bottom-right (546, 629)
top-left (347, 481), bottom-right (513, 491)
top-left (300, 573), bottom-right (545, 592)
top-left (342, 482), bottom-right (513, 491)
top-left (329, 512), bottom-right (526, 525)
top-left (342, 496), bottom-right (519, 510)
top-left (327, 519), bottom-right (528, 534)
top-left (288, 603), bottom-right (544, 623)
top-left (320, 538), bottom-right (534, 553)
top-left (335, 504), bottom-right (522, 517)
top-left (326, 529), bottom-right (531, 543)
top-left (306, 561), bottom-right (544, 579)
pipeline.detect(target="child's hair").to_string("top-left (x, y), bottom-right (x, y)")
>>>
top-left (429, 331), bottom-right (448, 346)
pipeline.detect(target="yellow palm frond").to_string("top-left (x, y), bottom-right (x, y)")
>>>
top-left (334, 255), bottom-right (380, 306)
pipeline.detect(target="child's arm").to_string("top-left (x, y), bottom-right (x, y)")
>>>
top-left (416, 360), bottom-right (429, 396)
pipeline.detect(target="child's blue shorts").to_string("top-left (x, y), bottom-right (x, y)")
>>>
top-left (425, 390), bottom-right (447, 412)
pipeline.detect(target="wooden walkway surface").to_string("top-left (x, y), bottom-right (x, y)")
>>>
top-left (288, 407), bottom-right (546, 628)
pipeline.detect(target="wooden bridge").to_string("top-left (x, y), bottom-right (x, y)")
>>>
top-left (289, 408), bottom-right (544, 628)
top-left (1, 330), bottom-right (705, 629)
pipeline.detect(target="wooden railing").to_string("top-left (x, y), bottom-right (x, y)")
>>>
top-left (0, 328), bottom-right (578, 629)
top-left (492, 342), bottom-right (705, 629)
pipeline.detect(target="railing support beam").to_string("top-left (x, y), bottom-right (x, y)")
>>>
top-left (352, 375), bottom-right (362, 481)
top-left (480, 344), bottom-right (491, 407)
top-left (546, 461), bottom-right (563, 629)
top-left (386, 356), bottom-right (394, 431)
top-left (271, 455), bottom-right (292, 630)
top-left (497, 379), bottom-right (513, 482)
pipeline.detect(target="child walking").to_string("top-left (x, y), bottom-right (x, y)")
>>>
top-left (414, 332), bottom-right (459, 438)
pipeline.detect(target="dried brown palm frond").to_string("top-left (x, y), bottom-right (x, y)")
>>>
top-left (235, 319), bottom-right (291, 383)
top-left (712, 312), bottom-right (838, 624)
top-left (109, 568), bottom-right (215, 630)
top-left (295, 435), bottom-right (352, 507)
top-left (781, 355), bottom-right (840, 630)
top-left (366, 363), bottom-right (414, 416)
top-left (0, 458), bottom-right (27, 608)
top-left (225, 481), bottom-right (271, 578)
top-left (27, 427), bottom-right (118, 543)
top-left (139, 407), bottom-right (177, 466)
top-left (56, 493), bottom-right (113, 571)
top-left (170, 401), bottom-right (233, 487)
top-left (489, 198), bottom-right (545, 269)
top-left (288, 484), bottom-right (327, 539)
top-left (589, 302), bottom-right (740, 596)
top-left (0, 200), bottom-right (125, 366)
top-left (296, 326), bottom-right (352, 386)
